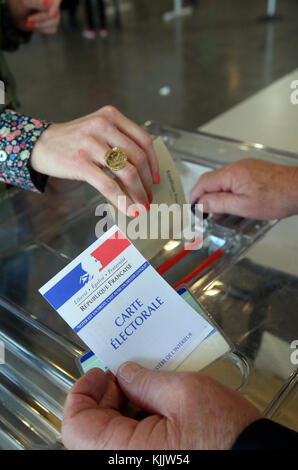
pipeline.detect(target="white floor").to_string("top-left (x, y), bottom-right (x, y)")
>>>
top-left (200, 69), bottom-right (298, 156)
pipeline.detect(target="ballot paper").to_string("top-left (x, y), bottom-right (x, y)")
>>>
top-left (39, 225), bottom-right (213, 374)
top-left (109, 137), bottom-right (191, 260)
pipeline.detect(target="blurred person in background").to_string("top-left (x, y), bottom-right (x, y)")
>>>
top-left (82, 0), bottom-right (108, 39)
top-left (61, 0), bottom-right (79, 28)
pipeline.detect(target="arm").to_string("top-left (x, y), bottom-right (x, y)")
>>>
top-left (1, 106), bottom-right (159, 216)
top-left (0, 108), bottom-right (49, 192)
top-left (189, 158), bottom-right (298, 220)
top-left (232, 418), bottom-right (298, 450)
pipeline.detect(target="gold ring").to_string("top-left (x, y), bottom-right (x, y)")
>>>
top-left (104, 147), bottom-right (128, 171)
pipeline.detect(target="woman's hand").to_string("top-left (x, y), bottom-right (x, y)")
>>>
top-left (30, 106), bottom-right (159, 216)
top-left (9, 0), bottom-right (61, 34)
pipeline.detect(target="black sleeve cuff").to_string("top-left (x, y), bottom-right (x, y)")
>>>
top-left (232, 419), bottom-right (298, 450)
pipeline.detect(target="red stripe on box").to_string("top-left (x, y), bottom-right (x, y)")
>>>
top-left (156, 237), bottom-right (203, 276)
top-left (173, 249), bottom-right (223, 290)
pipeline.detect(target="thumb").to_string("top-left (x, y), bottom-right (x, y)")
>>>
top-left (199, 192), bottom-right (247, 217)
top-left (117, 362), bottom-right (183, 417)
top-left (49, 0), bottom-right (61, 18)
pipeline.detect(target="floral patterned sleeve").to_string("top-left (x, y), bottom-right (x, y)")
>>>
top-left (0, 109), bottom-right (50, 192)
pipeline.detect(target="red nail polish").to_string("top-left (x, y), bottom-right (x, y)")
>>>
top-left (154, 173), bottom-right (160, 184)
top-left (128, 209), bottom-right (139, 218)
top-left (144, 202), bottom-right (150, 212)
top-left (44, 0), bottom-right (50, 7)
top-left (26, 18), bottom-right (34, 28)
top-left (49, 11), bottom-right (55, 18)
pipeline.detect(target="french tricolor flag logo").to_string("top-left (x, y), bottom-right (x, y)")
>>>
top-left (43, 230), bottom-right (130, 310)
top-left (91, 230), bottom-right (130, 271)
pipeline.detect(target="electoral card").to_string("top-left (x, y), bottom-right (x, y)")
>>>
top-left (39, 225), bottom-right (213, 374)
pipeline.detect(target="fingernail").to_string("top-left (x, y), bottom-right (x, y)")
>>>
top-left (44, 0), bottom-right (50, 7)
top-left (118, 362), bottom-right (142, 383)
top-left (154, 173), bottom-right (160, 184)
top-left (128, 208), bottom-right (139, 218)
top-left (144, 202), bottom-right (150, 212)
top-left (49, 11), bottom-right (56, 18)
top-left (26, 18), bottom-right (34, 28)
top-left (148, 192), bottom-right (153, 204)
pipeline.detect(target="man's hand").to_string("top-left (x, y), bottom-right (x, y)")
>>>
top-left (9, 0), bottom-right (61, 34)
top-left (62, 363), bottom-right (260, 450)
top-left (30, 106), bottom-right (159, 217)
top-left (190, 158), bottom-right (298, 220)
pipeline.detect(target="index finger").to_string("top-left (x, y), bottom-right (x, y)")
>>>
top-left (101, 107), bottom-right (159, 183)
top-left (27, 11), bottom-right (52, 22)
top-left (189, 167), bottom-right (231, 204)
top-left (49, 0), bottom-right (62, 17)
top-left (62, 369), bottom-right (137, 450)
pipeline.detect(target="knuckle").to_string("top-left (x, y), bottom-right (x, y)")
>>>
top-left (125, 165), bottom-right (138, 182)
top-left (89, 116), bottom-right (109, 133)
top-left (101, 105), bottom-right (118, 119)
top-left (175, 374), bottom-right (200, 408)
top-left (198, 172), bottom-right (208, 183)
top-left (235, 164), bottom-right (252, 181)
top-left (101, 178), bottom-right (118, 195)
top-left (74, 149), bottom-right (89, 170)
top-left (133, 150), bottom-right (146, 168)
top-left (96, 116), bottom-right (109, 131)
top-left (197, 171), bottom-right (210, 188)
top-left (81, 134), bottom-right (93, 148)
top-left (233, 158), bottom-right (253, 171)
top-left (142, 132), bottom-right (153, 149)
top-left (228, 161), bottom-right (246, 178)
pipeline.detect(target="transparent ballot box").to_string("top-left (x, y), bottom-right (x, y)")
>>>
top-left (0, 123), bottom-right (297, 449)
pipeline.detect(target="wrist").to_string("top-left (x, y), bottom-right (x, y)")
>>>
top-left (29, 123), bottom-right (56, 175)
top-left (0, 109), bottom-right (49, 192)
